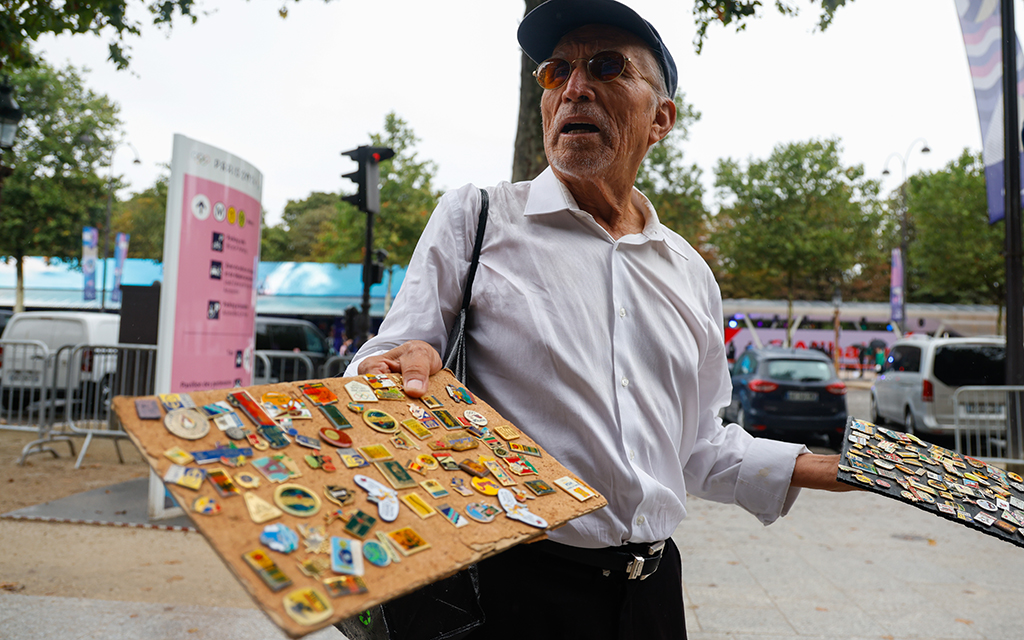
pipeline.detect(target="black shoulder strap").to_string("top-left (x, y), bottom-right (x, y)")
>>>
top-left (459, 188), bottom-right (489, 312)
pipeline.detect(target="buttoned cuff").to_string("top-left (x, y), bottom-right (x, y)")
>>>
top-left (735, 439), bottom-right (811, 526)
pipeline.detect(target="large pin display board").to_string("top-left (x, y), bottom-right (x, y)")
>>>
top-left (113, 370), bottom-right (607, 638)
top-left (836, 417), bottom-right (1024, 549)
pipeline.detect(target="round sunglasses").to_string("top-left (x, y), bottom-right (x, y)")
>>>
top-left (533, 51), bottom-right (655, 91)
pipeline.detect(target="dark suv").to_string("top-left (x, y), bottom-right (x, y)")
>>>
top-left (723, 347), bottom-right (848, 448)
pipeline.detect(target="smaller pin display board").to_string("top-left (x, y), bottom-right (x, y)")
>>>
top-left (113, 370), bottom-right (606, 638)
top-left (836, 417), bottom-right (1024, 549)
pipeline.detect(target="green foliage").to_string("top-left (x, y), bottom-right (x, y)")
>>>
top-left (635, 92), bottom-right (708, 257)
top-left (691, 0), bottom-right (852, 52)
top-left (112, 170), bottom-right (168, 260)
top-left (906, 149), bottom-right (1006, 306)
top-left (711, 137), bottom-right (882, 306)
top-left (322, 112), bottom-right (441, 268)
top-left (0, 59), bottom-right (121, 266)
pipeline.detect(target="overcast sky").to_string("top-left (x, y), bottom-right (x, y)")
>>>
top-left (35, 0), bottom-right (989, 228)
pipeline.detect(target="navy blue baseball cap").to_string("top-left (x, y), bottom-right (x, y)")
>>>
top-left (517, 0), bottom-right (677, 97)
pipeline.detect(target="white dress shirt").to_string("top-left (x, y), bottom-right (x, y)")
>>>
top-left (347, 167), bottom-right (809, 548)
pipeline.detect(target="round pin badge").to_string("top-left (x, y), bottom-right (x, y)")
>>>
top-left (225, 426), bottom-right (246, 440)
top-left (416, 454), bottom-right (439, 470)
top-left (319, 427), bottom-right (352, 448)
top-left (471, 477), bottom-right (500, 496)
top-left (977, 499), bottom-right (998, 512)
top-left (193, 496), bottom-right (221, 515)
top-left (363, 540), bottom-right (392, 568)
top-left (164, 408), bottom-right (210, 440)
top-left (274, 484), bottom-right (322, 517)
top-left (928, 479), bottom-right (948, 492)
top-left (464, 410), bottom-right (488, 427)
top-left (918, 491), bottom-right (935, 504)
top-left (875, 479), bottom-right (892, 489)
top-left (465, 502), bottom-right (500, 523)
top-left (362, 410), bottom-right (399, 434)
top-left (234, 472), bottom-right (261, 489)
top-left (1010, 472), bottom-right (1024, 483)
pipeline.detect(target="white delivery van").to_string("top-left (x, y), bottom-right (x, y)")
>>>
top-left (0, 312), bottom-right (121, 410)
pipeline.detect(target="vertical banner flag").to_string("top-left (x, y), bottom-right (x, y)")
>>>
top-left (156, 135), bottom-right (263, 396)
top-left (82, 227), bottom-right (98, 301)
top-left (111, 232), bottom-right (130, 303)
top-left (890, 248), bottom-right (904, 327)
top-left (956, 0), bottom-right (1024, 223)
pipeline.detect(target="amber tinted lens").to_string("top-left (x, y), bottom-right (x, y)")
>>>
top-left (535, 59), bottom-right (571, 89)
top-left (588, 52), bottom-right (627, 82)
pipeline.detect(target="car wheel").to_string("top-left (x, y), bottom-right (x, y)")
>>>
top-left (870, 394), bottom-right (884, 426)
top-left (904, 409), bottom-right (917, 435)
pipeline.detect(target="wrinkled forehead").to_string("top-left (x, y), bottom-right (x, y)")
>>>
top-left (552, 24), bottom-right (651, 60)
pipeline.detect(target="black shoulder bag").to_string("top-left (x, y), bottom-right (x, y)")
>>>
top-left (336, 188), bottom-right (490, 640)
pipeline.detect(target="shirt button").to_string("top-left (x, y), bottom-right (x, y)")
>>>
top-left (619, 307), bottom-right (626, 318)
top-left (621, 377), bottom-right (629, 388)
top-left (629, 450), bottom-right (636, 461)
top-left (636, 515), bottom-right (645, 526)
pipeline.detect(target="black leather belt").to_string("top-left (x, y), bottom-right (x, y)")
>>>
top-left (533, 539), bottom-right (667, 580)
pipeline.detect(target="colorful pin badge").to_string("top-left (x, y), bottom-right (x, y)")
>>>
top-left (323, 575), bottom-right (368, 597)
top-left (243, 549), bottom-right (292, 592)
top-left (344, 381), bottom-right (377, 403)
top-left (385, 527), bottom-right (431, 556)
top-left (497, 488), bottom-right (547, 528)
top-left (421, 395), bottom-right (444, 410)
top-left (319, 403), bottom-right (353, 429)
top-left (391, 432), bottom-right (420, 451)
top-left (299, 382), bottom-right (340, 406)
top-left (432, 410), bottom-right (461, 430)
top-left (163, 465), bottom-right (204, 490)
top-left (464, 502), bottom-right (500, 523)
top-left (433, 452), bottom-right (460, 471)
top-left (163, 446), bottom-right (194, 465)
top-left (459, 459), bottom-right (490, 478)
top-left (363, 410), bottom-right (399, 434)
top-left (363, 540), bottom-right (392, 568)
top-left (331, 537), bottom-right (364, 576)
top-left (437, 504), bottom-right (469, 528)
top-left (375, 460), bottom-right (418, 490)
top-left (524, 479), bottom-right (556, 496)
top-left (206, 468), bottom-right (242, 497)
top-left (483, 460), bottom-right (516, 486)
top-left (191, 495), bottom-right (221, 515)
top-left (450, 477), bottom-right (473, 497)
top-left (420, 479), bottom-right (449, 499)
top-left (445, 384), bottom-right (474, 404)
top-left (261, 523), bottom-right (300, 553)
top-left (244, 492), bottom-right (283, 523)
top-left (354, 474), bottom-right (401, 522)
top-left (508, 442), bottom-right (542, 458)
top-left (319, 427), bottom-right (353, 448)
top-left (297, 556), bottom-right (331, 579)
top-left (324, 484), bottom-right (356, 507)
top-left (274, 484), bottom-right (322, 517)
top-left (471, 476), bottom-right (500, 496)
top-left (463, 410), bottom-right (488, 427)
top-left (400, 493), bottom-right (437, 519)
top-left (344, 510), bottom-right (378, 539)
top-left (282, 587), bottom-right (334, 626)
top-left (494, 425), bottom-right (519, 441)
top-left (553, 476), bottom-right (597, 502)
top-left (135, 398), bottom-right (162, 419)
top-left (358, 444), bottom-right (394, 462)
top-left (164, 408), bottom-right (210, 440)
top-left (401, 419), bottom-right (433, 440)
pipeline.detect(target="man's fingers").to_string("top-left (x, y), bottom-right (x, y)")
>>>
top-left (355, 341), bottom-right (442, 397)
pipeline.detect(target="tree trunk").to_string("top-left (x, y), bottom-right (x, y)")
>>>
top-left (14, 253), bottom-right (24, 313)
top-left (511, 0), bottom-right (549, 183)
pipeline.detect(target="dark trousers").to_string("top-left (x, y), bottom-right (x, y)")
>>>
top-left (464, 537), bottom-right (687, 640)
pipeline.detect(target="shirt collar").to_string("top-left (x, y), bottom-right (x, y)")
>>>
top-left (524, 167), bottom-right (685, 257)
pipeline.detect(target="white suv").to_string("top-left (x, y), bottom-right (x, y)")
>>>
top-left (870, 335), bottom-right (1006, 435)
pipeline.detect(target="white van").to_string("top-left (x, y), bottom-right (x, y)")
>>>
top-left (870, 335), bottom-right (1006, 435)
top-left (0, 312), bottom-right (121, 409)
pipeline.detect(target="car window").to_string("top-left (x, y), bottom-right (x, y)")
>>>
top-left (303, 326), bottom-right (328, 354)
top-left (933, 344), bottom-right (1005, 386)
top-left (268, 325), bottom-right (306, 352)
top-left (764, 359), bottom-right (832, 382)
top-left (888, 345), bottom-right (922, 373)
top-left (736, 354), bottom-right (756, 375)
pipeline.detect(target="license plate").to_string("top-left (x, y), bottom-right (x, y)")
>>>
top-left (785, 391), bottom-right (817, 402)
top-left (9, 371), bottom-right (41, 384)
top-left (959, 403), bottom-right (1006, 418)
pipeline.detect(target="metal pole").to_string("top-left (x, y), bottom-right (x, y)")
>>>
top-left (102, 175), bottom-right (112, 313)
top-left (361, 210), bottom-right (374, 347)
top-left (1000, 0), bottom-right (1024, 461)
top-left (900, 178), bottom-right (908, 335)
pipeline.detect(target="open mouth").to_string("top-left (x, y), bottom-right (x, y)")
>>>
top-left (561, 122), bottom-right (600, 134)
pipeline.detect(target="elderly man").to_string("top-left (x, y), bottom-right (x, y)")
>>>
top-left (346, 0), bottom-right (851, 637)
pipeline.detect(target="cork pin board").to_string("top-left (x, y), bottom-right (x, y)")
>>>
top-left (113, 370), bottom-right (607, 638)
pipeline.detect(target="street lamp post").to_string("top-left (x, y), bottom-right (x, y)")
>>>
top-left (101, 141), bottom-right (141, 311)
top-left (882, 138), bottom-right (931, 336)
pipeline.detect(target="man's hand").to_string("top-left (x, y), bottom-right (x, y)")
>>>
top-left (791, 453), bottom-right (859, 492)
top-left (357, 340), bottom-right (443, 397)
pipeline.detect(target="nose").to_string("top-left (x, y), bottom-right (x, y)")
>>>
top-left (561, 60), bottom-right (595, 102)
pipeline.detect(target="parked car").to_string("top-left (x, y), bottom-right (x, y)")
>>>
top-left (723, 347), bottom-right (848, 448)
top-left (255, 316), bottom-right (333, 380)
top-left (870, 335), bottom-right (1006, 436)
top-left (0, 311), bottom-right (120, 411)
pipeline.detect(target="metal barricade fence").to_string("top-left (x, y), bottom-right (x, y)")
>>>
top-left (322, 354), bottom-right (353, 378)
top-left (61, 344), bottom-right (158, 469)
top-left (252, 350), bottom-right (315, 385)
top-left (0, 339), bottom-right (54, 434)
top-left (953, 385), bottom-right (1024, 464)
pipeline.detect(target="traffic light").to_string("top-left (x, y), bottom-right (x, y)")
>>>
top-left (365, 248), bottom-right (388, 286)
top-left (341, 145), bottom-right (395, 215)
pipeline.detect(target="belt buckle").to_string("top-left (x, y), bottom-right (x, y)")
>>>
top-left (626, 554), bottom-right (645, 580)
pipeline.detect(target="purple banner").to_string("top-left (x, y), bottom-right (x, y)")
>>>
top-left (111, 232), bottom-right (130, 303)
top-left (890, 248), bottom-right (904, 326)
top-left (956, 0), bottom-right (1024, 223)
top-left (82, 227), bottom-right (98, 301)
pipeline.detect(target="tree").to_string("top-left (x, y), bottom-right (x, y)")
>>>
top-left (906, 150), bottom-right (1007, 308)
top-left (511, 0), bottom-right (855, 182)
top-left (634, 93), bottom-right (708, 258)
top-left (112, 171), bottom-right (168, 261)
top-left (322, 113), bottom-right (441, 269)
top-left (0, 59), bottom-right (121, 311)
top-left (712, 138), bottom-right (882, 339)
